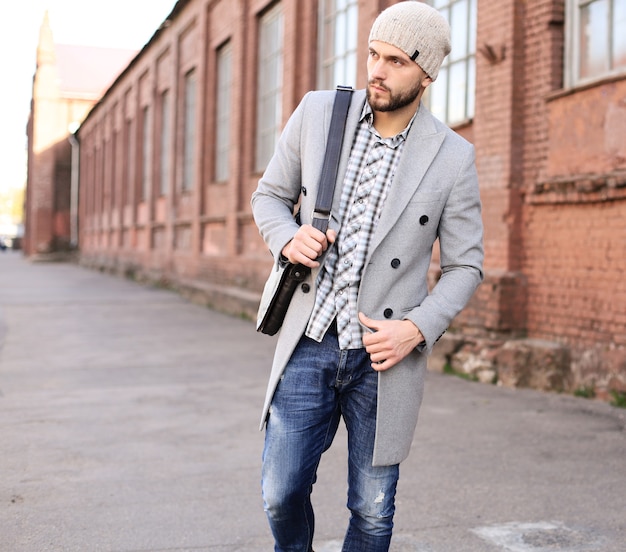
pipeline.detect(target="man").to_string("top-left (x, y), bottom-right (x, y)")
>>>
top-left (251, 2), bottom-right (484, 550)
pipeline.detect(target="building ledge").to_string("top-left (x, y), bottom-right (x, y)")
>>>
top-left (528, 170), bottom-right (626, 204)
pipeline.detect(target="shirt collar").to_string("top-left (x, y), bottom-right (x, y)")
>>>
top-left (360, 100), bottom-right (419, 144)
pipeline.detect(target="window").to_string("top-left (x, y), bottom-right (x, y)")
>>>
top-left (255, 3), bottom-right (284, 172)
top-left (105, 140), bottom-right (112, 215)
top-left (426, 0), bottom-right (476, 126)
top-left (566, 0), bottom-right (626, 86)
top-left (159, 90), bottom-right (170, 196)
top-left (97, 143), bottom-right (104, 218)
top-left (140, 106), bottom-right (151, 202)
top-left (124, 118), bottom-right (134, 206)
top-left (215, 41), bottom-right (233, 182)
top-left (111, 130), bottom-right (118, 208)
top-left (182, 69), bottom-right (197, 192)
top-left (318, 0), bottom-right (358, 89)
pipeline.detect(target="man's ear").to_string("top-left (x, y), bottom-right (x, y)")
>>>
top-left (422, 76), bottom-right (433, 89)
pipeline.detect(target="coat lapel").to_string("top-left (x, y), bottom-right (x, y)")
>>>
top-left (328, 94), bottom-right (447, 254)
top-left (367, 103), bottom-right (446, 256)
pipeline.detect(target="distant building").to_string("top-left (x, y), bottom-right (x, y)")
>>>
top-left (29, 0), bottom-right (626, 399)
top-left (23, 11), bottom-right (137, 257)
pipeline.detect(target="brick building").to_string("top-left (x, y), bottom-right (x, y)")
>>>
top-left (69, 0), bottom-right (625, 397)
top-left (24, 12), bottom-right (137, 257)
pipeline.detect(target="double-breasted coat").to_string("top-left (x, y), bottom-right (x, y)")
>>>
top-left (251, 89), bottom-right (484, 466)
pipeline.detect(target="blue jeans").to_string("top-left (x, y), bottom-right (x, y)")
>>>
top-left (261, 327), bottom-right (399, 552)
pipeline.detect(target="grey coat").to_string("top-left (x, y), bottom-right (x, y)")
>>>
top-left (251, 89), bottom-right (484, 466)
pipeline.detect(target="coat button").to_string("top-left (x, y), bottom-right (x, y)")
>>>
top-left (420, 215), bottom-right (429, 225)
top-left (383, 308), bottom-right (393, 318)
top-left (391, 258), bottom-right (401, 269)
top-left (301, 283), bottom-right (310, 293)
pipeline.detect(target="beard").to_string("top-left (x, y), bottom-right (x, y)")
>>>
top-left (366, 78), bottom-right (424, 112)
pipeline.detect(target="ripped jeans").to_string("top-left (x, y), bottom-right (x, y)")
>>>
top-left (261, 327), bottom-right (399, 552)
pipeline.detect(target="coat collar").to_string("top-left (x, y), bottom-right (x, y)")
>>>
top-left (330, 89), bottom-right (446, 250)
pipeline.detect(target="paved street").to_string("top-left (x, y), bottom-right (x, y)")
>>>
top-left (1, 251), bottom-right (625, 552)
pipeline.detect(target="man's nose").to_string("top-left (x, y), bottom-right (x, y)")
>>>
top-left (370, 60), bottom-right (385, 80)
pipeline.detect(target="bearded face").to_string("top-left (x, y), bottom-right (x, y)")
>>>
top-left (366, 76), bottom-right (426, 112)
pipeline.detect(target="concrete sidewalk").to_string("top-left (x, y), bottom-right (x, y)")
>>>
top-left (1, 251), bottom-right (624, 552)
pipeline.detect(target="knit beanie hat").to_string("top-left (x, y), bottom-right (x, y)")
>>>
top-left (369, 1), bottom-right (451, 81)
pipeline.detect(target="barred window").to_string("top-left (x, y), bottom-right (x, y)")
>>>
top-left (255, 3), bottom-right (284, 172)
top-left (318, 0), bottom-right (358, 89)
top-left (182, 69), bottom-right (197, 192)
top-left (124, 118), bottom-right (134, 206)
top-left (565, 0), bottom-right (626, 86)
top-left (215, 41), bottom-right (233, 182)
top-left (140, 106), bottom-right (151, 202)
top-left (426, 0), bottom-right (476, 126)
top-left (159, 90), bottom-right (170, 196)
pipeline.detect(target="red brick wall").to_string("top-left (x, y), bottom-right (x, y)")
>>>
top-left (523, 76), bottom-right (626, 352)
top-left (70, 0), bottom-right (626, 393)
top-left (524, 199), bottom-right (626, 348)
top-left (474, 0), bottom-right (519, 272)
top-left (514, 0), bottom-right (626, 390)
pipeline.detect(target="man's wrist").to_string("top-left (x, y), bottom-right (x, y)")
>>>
top-left (405, 319), bottom-right (426, 350)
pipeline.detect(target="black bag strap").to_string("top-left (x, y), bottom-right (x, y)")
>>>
top-left (311, 85), bottom-right (354, 233)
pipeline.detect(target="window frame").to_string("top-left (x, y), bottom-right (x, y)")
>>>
top-left (255, 3), bottom-right (284, 173)
top-left (124, 118), bottom-right (134, 207)
top-left (565, 0), bottom-right (626, 87)
top-left (425, 0), bottom-right (476, 127)
top-left (215, 41), bottom-right (233, 182)
top-left (317, 0), bottom-right (359, 90)
top-left (140, 105), bottom-right (151, 202)
top-left (158, 90), bottom-right (171, 197)
top-left (181, 69), bottom-right (197, 192)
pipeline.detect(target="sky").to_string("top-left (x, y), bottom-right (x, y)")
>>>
top-left (0, 0), bottom-right (179, 195)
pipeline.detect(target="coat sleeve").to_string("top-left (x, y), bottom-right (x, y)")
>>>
top-left (250, 93), bottom-right (312, 261)
top-left (405, 143), bottom-right (484, 352)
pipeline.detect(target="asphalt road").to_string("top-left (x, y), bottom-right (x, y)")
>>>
top-left (1, 251), bottom-right (624, 552)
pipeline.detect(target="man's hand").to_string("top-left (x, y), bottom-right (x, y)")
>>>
top-left (359, 312), bottom-right (424, 372)
top-left (281, 225), bottom-right (337, 268)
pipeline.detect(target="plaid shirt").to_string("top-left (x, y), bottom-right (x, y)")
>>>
top-left (306, 101), bottom-right (415, 349)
